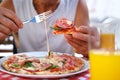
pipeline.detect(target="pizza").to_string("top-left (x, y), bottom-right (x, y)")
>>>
top-left (2, 52), bottom-right (84, 75)
top-left (51, 18), bottom-right (76, 34)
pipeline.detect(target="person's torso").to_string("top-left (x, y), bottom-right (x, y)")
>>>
top-left (13, 0), bottom-right (78, 54)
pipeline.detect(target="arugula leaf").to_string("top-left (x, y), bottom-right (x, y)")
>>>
top-left (50, 65), bottom-right (58, 69)
top-left (50, 26), bottom-right (63, 30)
top-left (45, 63), bottom-right (58, 70)
top-left (23, 61), bottom-right (34, 68)
top-left (12, 63), bottom-right (20, 68)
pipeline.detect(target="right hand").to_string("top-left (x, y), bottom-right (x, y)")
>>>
top-left (0, 7), bottom-right (23, 43)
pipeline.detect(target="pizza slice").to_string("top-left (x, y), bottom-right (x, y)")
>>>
top-left (2, 54), bottom-right (41, 74)
top-left (51, 18), bottom-right (76, 34)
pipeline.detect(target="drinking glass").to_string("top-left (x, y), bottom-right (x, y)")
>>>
top-left (89, 23), bottom-right (120, 80)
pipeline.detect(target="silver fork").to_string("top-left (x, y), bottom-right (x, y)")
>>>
top-left (23, 10), bottom-right (52, 24)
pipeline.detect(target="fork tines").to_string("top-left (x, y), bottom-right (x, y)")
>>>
top-left (23, 10), bottom-right (52, 24)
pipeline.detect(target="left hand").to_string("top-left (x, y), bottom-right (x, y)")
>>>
top-left (64, 26), bottom-right (99, 57)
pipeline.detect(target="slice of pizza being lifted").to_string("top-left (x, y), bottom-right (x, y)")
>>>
top-left (51, 18), bottom-right (76, 34)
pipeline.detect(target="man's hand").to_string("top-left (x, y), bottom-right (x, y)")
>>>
top-left (64, 26), bottom-right (99, 58)
top-left (0, 7), bottom-right (23, 43)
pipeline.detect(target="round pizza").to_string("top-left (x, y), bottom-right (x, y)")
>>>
top-left (2, 52), bottom-right (84, 75)
top-left (50, 18), bottom-right (76, 34)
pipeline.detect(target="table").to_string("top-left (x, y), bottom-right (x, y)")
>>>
top-left (0, 69), bottom-right (90, 80)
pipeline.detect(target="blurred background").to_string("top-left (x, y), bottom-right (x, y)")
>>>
top-left (0, 0), bottom-right (120, 56)
top-left (86, 0), bottom-right (120, 24)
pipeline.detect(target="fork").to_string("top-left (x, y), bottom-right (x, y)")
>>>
top-left (23, 10), bottom-right (52, 24)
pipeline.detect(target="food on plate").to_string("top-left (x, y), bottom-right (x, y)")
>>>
top-left (51, 18), bottom-right (76, 34)
top-left (2, 52), bottom-right (84, 75)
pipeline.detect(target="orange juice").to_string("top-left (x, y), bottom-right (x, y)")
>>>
top-left (89, 49), bottom-right (120, 80)
top-left (100, 33), bottom-right (115, 49)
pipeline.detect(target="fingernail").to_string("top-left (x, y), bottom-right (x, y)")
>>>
top-left (20, 23), bottom-right (23, 28)
top-left (76, 26), bottom-right (83, 31)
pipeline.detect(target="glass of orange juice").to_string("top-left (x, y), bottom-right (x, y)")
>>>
top-left (89, 24), bottom-right (120, 80)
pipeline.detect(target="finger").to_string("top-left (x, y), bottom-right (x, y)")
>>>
top-left (91, 27), bottom-right (100, 41)
top-left (68, 39), bottom-right (88, 52)
top-left (65, 34), bottom-right (88, 46)
top-left (65, 35), bottom-right (88, 49)
top-left (0, 24), bottom-right (11, 35)
top-left (89, 27), bottom-right (100, 43)
top-left (64, 34), bottom-right (73, 40)
top-left (65, 34), bottom-right (88, 54)
top-left (0, 7), bottom-right (23, 28)
top-left (74, 48), bottom-right (88, 58)
top-left (75, 26), bottom-right (89, 34)
top-left (72, 32), bottom-right (89, 42)
top-left (0, 32), bottom-right (7, 42)
top-left (0, 15), bottom-right (19, 32)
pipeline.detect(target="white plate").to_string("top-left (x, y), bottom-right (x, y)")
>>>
top-left (0, 51), bottom-right (89, 78)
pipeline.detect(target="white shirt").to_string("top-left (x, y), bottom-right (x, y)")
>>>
top-left (13, 0), bottom-right (78, 54)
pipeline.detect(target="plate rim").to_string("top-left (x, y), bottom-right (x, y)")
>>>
top-left (0, 51), bottom-right (89, 78)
